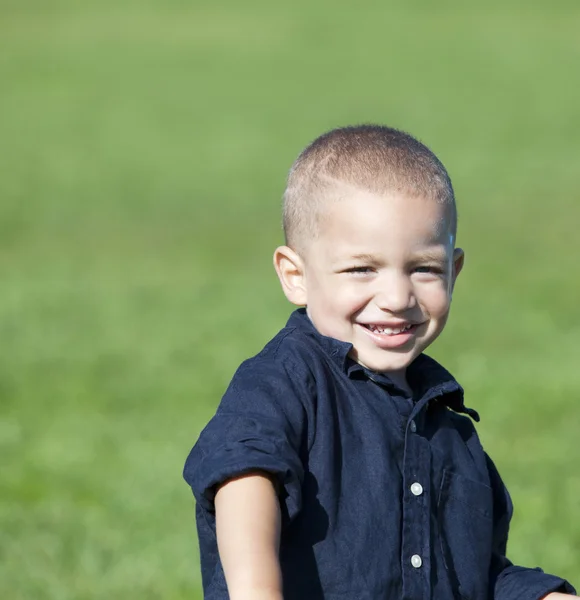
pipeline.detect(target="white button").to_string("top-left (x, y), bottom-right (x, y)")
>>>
top-left (411, 554), bottom-right (422, 568)
top-left (410, 482), bottom-right (423, 496)
top-left (409, 420), bottom-right (417, 433)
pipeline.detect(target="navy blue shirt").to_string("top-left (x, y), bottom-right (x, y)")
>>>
top-left (184, 309), bottom-right (574, 600)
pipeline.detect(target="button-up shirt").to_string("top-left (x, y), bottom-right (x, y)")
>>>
top-left (184, 309), bottom-right (574, 599)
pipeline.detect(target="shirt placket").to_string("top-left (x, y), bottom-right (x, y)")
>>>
top-left (401, 399), bottom-right (432, 600)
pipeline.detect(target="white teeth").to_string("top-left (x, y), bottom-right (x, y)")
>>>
top-left (367, 324), bottom-right (413, 335)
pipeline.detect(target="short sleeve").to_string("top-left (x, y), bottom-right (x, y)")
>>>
top-left (183, 353), bottom-right (312, 523)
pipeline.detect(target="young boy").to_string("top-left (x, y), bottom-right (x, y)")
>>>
top-left (184, 125), bottom-right (576, 600)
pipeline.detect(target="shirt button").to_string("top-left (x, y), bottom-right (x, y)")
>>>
top-left (411, 554), bottom-right (422, 568)
top-left (410, 482), bottom-right (423, 496)
top-left (409, 420), bottom-right (417, 433)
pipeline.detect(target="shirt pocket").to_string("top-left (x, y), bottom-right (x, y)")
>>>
top-left (437, 469), bottom-right (494, 600)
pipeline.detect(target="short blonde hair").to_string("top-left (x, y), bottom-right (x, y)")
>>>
top-left (282, 125), bottom-right (457, 253)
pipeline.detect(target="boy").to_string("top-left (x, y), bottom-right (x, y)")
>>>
top-left (184, 125), bottom-right (576, 599)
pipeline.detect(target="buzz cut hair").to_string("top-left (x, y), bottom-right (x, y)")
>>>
top-left (282, 124), bottom-right (457, 253)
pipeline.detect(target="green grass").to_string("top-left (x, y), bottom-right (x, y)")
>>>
top-left (1, 1), bottom-right (579, 597)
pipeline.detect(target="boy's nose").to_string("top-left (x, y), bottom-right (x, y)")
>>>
top-left (374, 275), bottom-right (416, 313)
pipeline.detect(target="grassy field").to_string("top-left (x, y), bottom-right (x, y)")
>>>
top-left (1, 1), bottom-right (579, 598)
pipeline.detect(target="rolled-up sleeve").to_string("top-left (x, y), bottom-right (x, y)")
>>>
top-left (487, 455), bottom-right (576, 599)
top-left (183, 352), bottom-right (311, 522)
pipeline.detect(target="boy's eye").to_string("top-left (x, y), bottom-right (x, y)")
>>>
top-left (414, 265), bottom-right (444, 274)
top-left (345, 266), bottom-right (374, 275)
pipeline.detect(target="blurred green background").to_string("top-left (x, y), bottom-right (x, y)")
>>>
top-left (1, 1), bottom-right (579, 598)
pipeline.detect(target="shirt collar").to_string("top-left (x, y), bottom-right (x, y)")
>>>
top-left (286, 308), bottom-right (479, 422)
top-left (286, 308), bottom-right (353, 368)
top-left (408, 354), bottom-right (480, 421)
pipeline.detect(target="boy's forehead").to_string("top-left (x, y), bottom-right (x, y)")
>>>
top-left (317, 186), bottom-right (455, 239)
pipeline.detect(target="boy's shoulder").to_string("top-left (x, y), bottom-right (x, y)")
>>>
top-left (220, 309), bottom-right (352, 421)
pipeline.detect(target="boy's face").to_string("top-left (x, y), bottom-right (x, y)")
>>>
top-left (275, 188), bottom-right (463, 379)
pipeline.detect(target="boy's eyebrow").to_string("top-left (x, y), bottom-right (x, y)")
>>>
top-left (349, 253), bottom-right (382, 263)
top-left (411, 249), bottom-right (449, 263)
top-left (348, 250), bottom-right (448, 263)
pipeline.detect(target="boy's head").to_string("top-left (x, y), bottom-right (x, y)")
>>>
top-left (274, 125), bottom-right (464, 385)
top-left (282, 124), bottom-right (457, 255)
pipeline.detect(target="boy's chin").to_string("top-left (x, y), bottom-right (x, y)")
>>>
top-left (353, 351), bottom-right (415, 375)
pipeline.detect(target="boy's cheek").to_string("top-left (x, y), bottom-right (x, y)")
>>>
top-left (425, 292), bottom-right (454, 317)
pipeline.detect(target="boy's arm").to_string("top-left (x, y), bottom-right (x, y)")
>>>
top-left (486, 455), bottom-right (577, 599)
top-left (215, 472), bottom-right (283, 600)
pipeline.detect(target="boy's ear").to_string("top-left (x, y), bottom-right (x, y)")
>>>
top-left (451, 248), bottom-right (464, 292)
top-left (273, 246), bottom-right (307, 306)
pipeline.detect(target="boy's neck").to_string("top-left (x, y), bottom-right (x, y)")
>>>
top-left (363, 363), bottom-right (412, 396)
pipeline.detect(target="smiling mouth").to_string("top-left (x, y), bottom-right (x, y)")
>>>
top-left (362, 323), bottom-right (417, 336)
